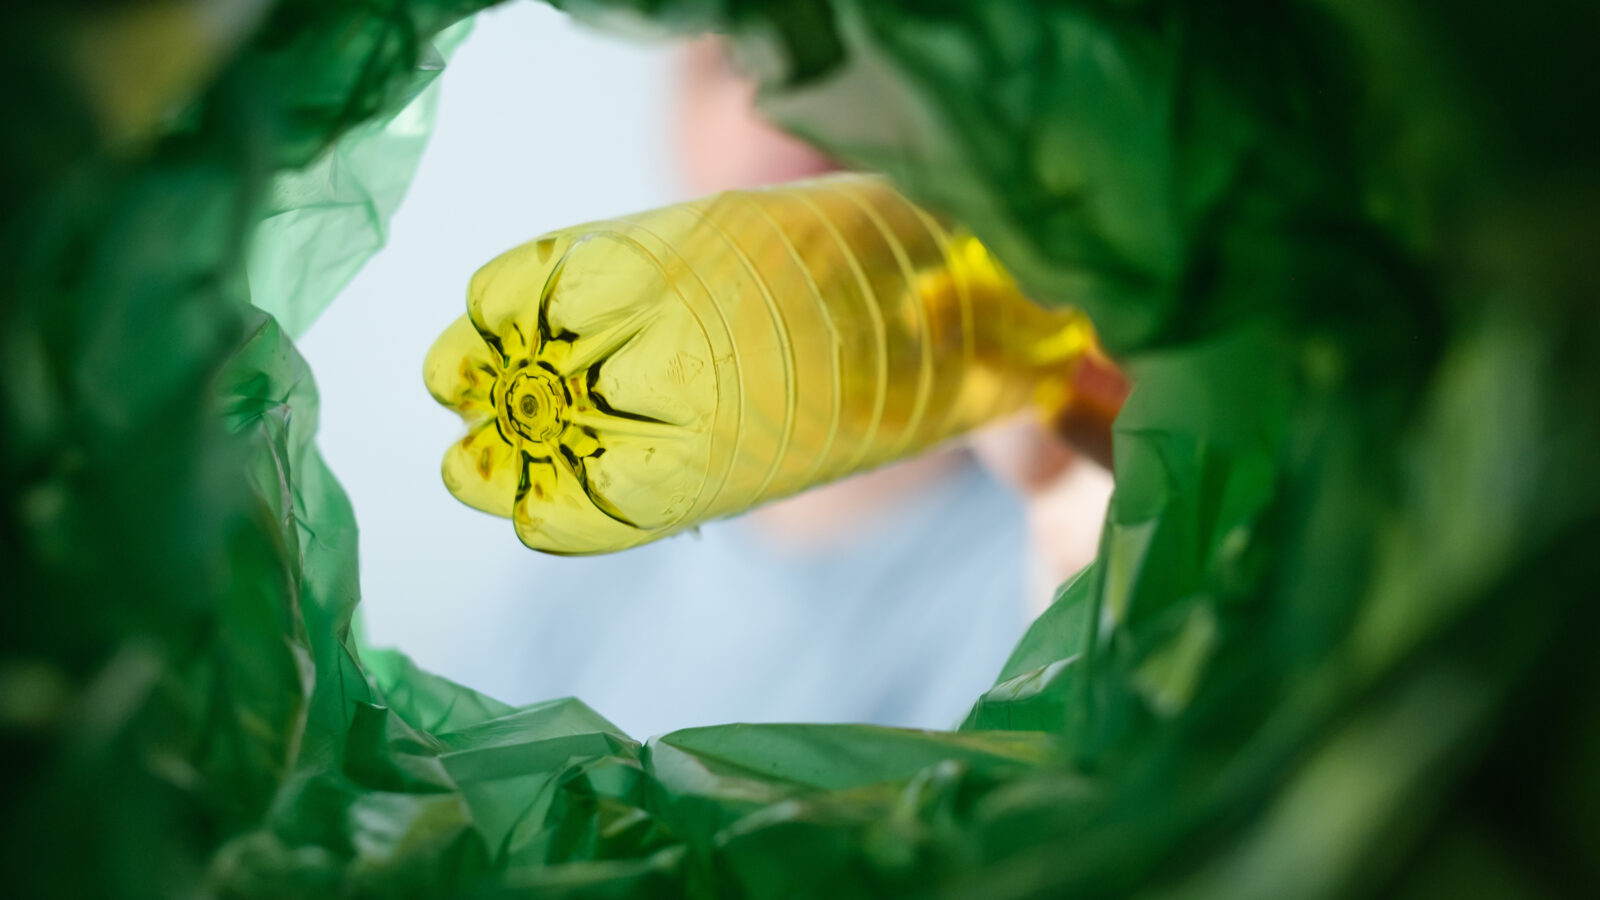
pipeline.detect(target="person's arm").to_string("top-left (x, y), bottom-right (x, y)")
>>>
top-left (970, 354), bottom-right (1127, 614)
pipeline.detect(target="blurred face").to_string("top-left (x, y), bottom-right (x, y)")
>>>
top-left (677, 36), bottom-right (835, 194)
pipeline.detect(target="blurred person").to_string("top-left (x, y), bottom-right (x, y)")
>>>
top-left (442, 36), bottom-right (1112, 737)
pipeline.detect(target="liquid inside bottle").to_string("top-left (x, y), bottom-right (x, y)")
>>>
top-left (424, 173), bottom-right (1095, 554)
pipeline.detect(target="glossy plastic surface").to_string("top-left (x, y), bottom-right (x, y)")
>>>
top-left (425, 174), bottom-right (1093, 554)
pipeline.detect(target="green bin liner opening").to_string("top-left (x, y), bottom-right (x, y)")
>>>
top-left (2, 1), bottom-right (1597, 898)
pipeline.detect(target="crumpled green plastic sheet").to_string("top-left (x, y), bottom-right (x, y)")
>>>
top-left (3, 0), bottom-right (1598, 897)
top-left (248, 19), bottom-right (474, 338)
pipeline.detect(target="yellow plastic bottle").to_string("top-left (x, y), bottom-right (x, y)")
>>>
top-left (424, 173), bottom-right (1095, 554)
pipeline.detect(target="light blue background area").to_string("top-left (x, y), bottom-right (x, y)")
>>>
top-left (301, 1), bottom-right (1030, 739)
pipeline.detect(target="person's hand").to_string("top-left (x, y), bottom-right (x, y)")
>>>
top-left (969, 355), bottom-right (1127, 615)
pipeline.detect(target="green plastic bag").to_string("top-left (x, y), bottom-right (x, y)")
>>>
top-left (248, 20), bottom-right (475, 338)
top-left (3, 0), bottom-right (1597, 898)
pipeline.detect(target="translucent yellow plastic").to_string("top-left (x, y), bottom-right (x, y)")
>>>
top-left (424, 174), bottom-right (1095, 555)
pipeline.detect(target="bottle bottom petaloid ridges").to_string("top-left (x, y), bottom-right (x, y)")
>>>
top-left (424, 173), bottom-right (1097, 555)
